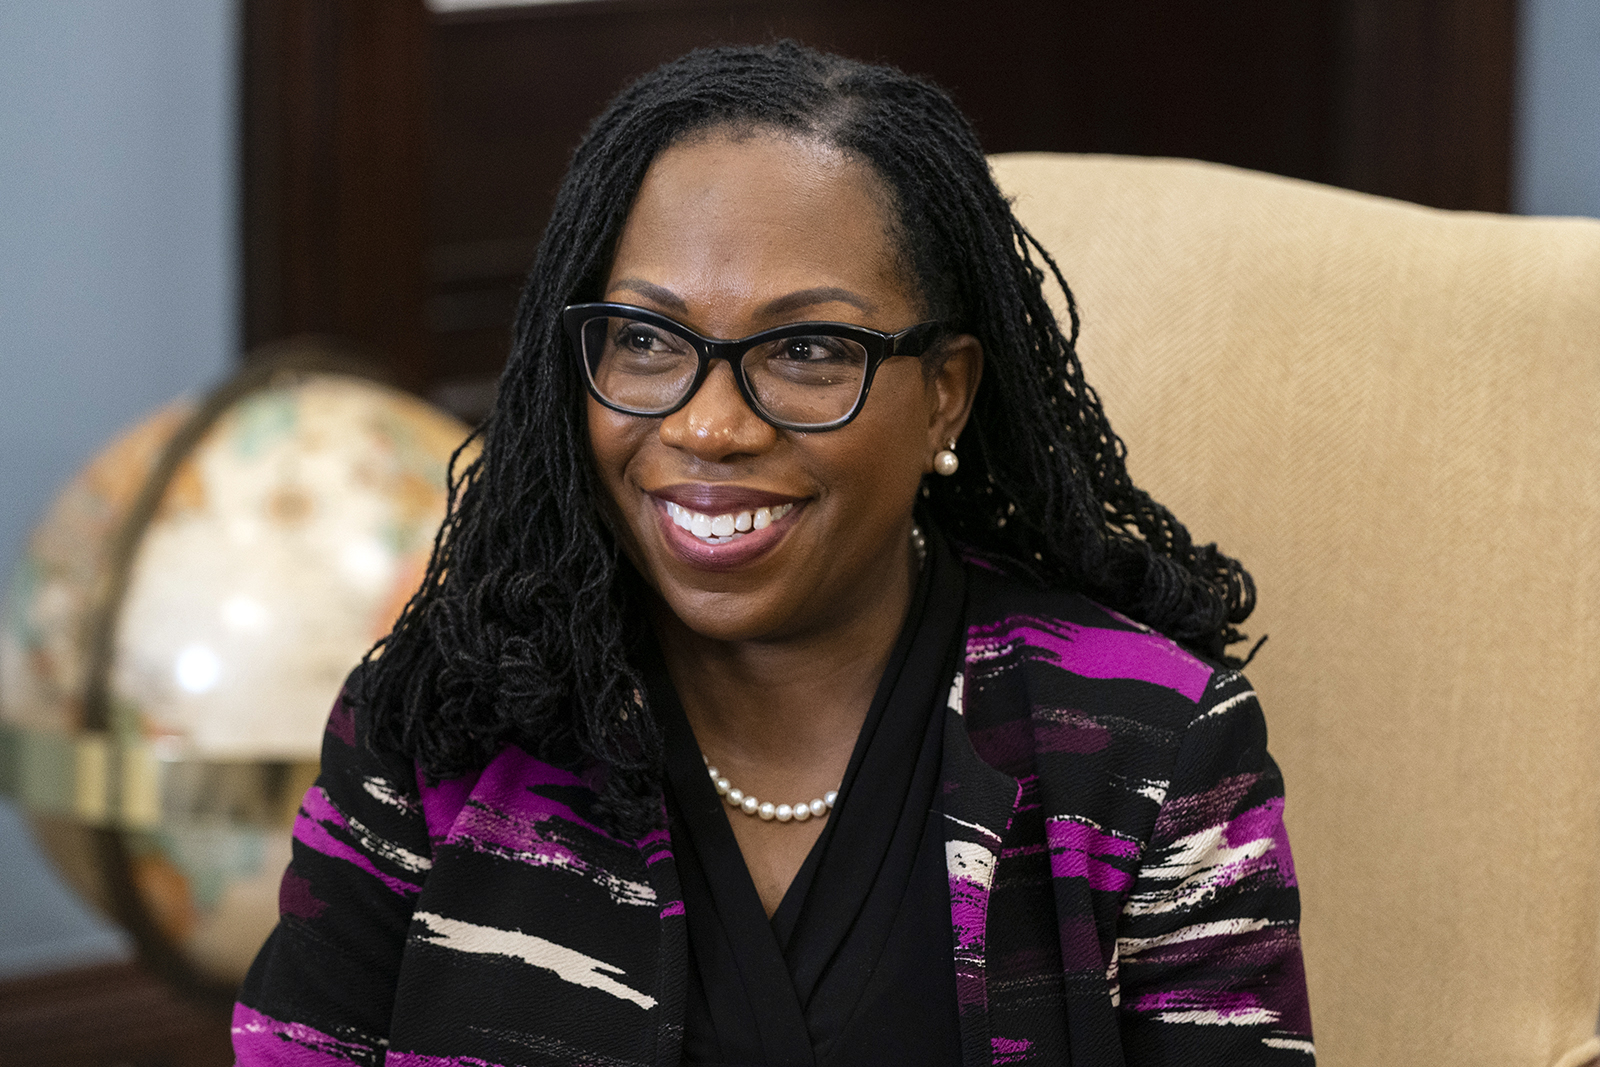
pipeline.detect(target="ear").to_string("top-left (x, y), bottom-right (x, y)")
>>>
top-left (925, 333), bottom-right (983, 469)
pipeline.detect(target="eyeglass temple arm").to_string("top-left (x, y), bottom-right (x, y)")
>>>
top-left (890, 321), bottom-right (948, 356)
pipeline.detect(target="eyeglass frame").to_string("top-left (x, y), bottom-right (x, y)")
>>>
top-left (562, 301), bottom-right (949, 432)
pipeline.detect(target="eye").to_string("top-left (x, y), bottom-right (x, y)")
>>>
top-left (776, 336), bottom-right (852, 362)
top-left (614, 322), bottom-right (675, 353)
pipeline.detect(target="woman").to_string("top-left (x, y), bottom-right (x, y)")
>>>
top-left (234, 42), bottom-right (1313, 1067)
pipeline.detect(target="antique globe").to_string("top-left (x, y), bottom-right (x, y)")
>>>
top-left (0, 356), bottom-right (470, 1001)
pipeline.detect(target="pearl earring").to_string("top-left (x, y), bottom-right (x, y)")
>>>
top-left (933, 440), bottom-right (959, 476)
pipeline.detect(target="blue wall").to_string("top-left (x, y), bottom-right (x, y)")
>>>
top-left (1515, 0), bottom-right (1600, 216)
top-left (0, 1), bottom-right (237, 976)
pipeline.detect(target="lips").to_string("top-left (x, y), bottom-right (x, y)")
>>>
top-left (646, 483), bottom-right (807, 571)
top-left (651, 484), bottom-right (804, 513)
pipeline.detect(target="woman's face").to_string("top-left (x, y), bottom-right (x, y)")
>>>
top-left (587, 129), bottom-right (980, 645)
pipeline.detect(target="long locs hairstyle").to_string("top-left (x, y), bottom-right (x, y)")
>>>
top-left (357, 42), bottom-right (1254, 837)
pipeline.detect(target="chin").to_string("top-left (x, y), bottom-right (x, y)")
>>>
top-left (645, 577), bottom-right (812, 645)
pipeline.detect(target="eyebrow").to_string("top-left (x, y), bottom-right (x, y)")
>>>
top-left (607, 278), bottom-right (688, 313)
top-left (606, 278), bottom-right (878, 319)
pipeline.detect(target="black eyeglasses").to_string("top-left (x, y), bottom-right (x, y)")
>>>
top-left (562, 302), bottom-right (946, 431)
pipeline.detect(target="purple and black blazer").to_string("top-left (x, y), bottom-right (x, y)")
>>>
top-left (235, 565), bottom-right (1314, 1065)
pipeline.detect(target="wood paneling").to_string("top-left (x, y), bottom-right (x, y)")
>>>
top-left (1335, 0), bottom-right (1518, 210)
top-left (242, 0), bottom-right (431, 388)
top-left (0, 962), bottom-right (232, 1067)
top-left (242, 0), bottom-right (1519, 411)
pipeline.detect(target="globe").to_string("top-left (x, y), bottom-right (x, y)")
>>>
top-left (0, 363), bottom-right (470, 998)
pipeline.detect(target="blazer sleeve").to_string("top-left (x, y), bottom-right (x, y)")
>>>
top-left (1115, 668), bottom-right (1316, 1065)
top-left (232, 693), bottom-right (432, 1066)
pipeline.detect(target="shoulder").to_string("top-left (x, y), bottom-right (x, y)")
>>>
top-left (961, 558), bottom-right (1219, 731)
top-left (958, 558), bottom-right (1288, 899)
top-left (957, 558), bottom-right (1269, 815)
top-left (341, 686), bottom-right (620, 855)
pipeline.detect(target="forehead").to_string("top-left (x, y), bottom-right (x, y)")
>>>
top-left (604, 129), bottom-right (918, 327)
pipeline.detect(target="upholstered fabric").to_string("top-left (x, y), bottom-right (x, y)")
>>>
top-left (990, 152), bottom-right (1600, 1067)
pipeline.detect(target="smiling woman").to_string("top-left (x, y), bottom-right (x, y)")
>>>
top-left (233, 43), bottom-right (1312, 1067)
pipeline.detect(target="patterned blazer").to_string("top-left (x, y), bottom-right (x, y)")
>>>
top-left (234, 565), bottom-right (1314, 1066)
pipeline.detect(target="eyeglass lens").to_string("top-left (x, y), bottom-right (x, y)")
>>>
top-left (580, 315), bottom-right (869, 426)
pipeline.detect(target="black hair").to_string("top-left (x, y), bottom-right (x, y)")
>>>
top-left (356, 42), bottom-right (1254, 837)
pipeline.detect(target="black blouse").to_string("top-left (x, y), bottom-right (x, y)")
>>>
top-left (655, 533), bottom-right (967, 1067)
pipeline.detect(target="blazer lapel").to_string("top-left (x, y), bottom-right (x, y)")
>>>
top-left (940, 677), bottom-right (1025, 1067)
top-left (636, 815), bottom-right (688, 1067)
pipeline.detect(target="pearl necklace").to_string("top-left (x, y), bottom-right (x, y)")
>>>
top-left (704, 756), bottom-right (838, 824)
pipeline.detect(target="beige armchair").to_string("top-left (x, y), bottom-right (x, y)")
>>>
top-left (991, 153), bottom-right (1600, 1067)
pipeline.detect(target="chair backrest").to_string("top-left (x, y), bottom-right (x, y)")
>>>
top-left (990, 152), bottom-right (1600, 1067)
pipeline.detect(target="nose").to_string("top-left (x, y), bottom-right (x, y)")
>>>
top-left (658, 360), bottom-right (778, 462)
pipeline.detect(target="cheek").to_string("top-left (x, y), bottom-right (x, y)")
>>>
top-left (853, 370), bottom-right (939, 463)
top-left (820, 385), bottom-right (934, 501)
top-left (585, 399), bottom-right (650, 507)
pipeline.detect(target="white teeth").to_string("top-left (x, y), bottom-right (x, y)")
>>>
top-left (663, 500), bottom-right (792, 543)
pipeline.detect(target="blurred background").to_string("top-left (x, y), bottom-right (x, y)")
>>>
top-left (0, 0), bottom-right (1595, 1061)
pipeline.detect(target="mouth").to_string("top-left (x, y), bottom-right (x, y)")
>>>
top-left (662, 500), bottom-right (796, 545)
top-left (646, 485), bottom-right (806, 570)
